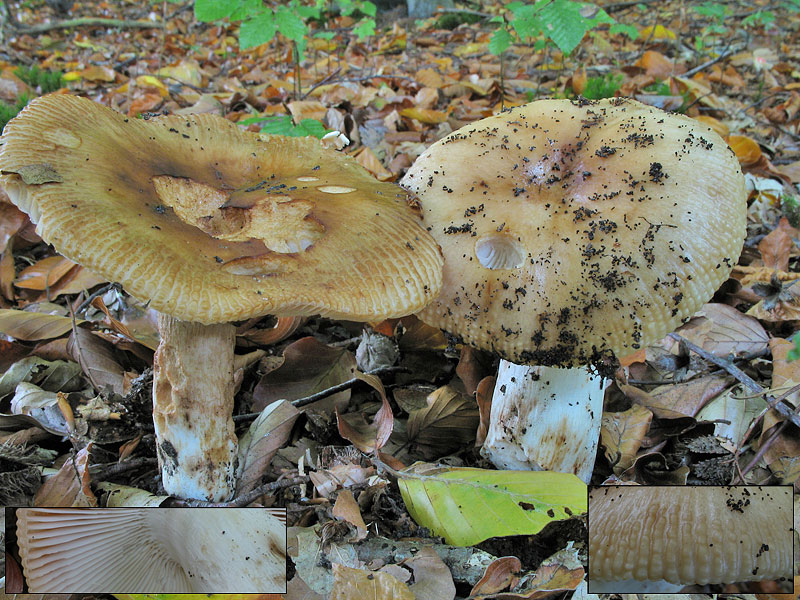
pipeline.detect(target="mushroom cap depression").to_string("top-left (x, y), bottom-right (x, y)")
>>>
top-left (0, 94), bottom-right (443, 324)
top-left (401, 98), bottom-right (746, 366)
top-left (588, 486), bottom-right (793, 587)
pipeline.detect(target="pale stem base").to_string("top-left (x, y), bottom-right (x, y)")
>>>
top-left (481, 361), bottom-right (605, 483)
top-left (153, 315), bottom-right (238, 501)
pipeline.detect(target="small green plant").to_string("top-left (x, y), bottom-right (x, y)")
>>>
top-left (489, 0), bottom-right (637, 58)
top-left (239, 114), bottom-right (330, 138)
top-left (788, 334), bottom-right (800, 361)
top-left (692, 2), bottom-right (730, 52)
top-left (436, 11), bottom-right (483, 30)
top-left (782, 194), bottom-right (800, 228)
top-left (0, 93), bottom-right (31, 133)
top-left (14, 65), bottom-right (64, 94)
top-left (581, 73), bottom-right (623, 99)
top-left (642, 81), bottom-right (671, 95)
top-left (195, 0), bottom-right (376, 53)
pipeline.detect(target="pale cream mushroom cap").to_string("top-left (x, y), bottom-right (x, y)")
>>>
top-left (17, 507), bottom-right (286, 593)
top-left (402, 98), bottom-right (746, 365)
top-left (588, 486), bottom-right (793, 587)
top-left (0, 94), bottom-right (442, 324)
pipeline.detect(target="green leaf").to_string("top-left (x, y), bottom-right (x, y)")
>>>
top-left (609, 22), bottom-right (639, 39)
top-left (314, 30), bottom-right (336, 39)
top-left (509, 2), bottom-right (540, 39)
top-left (194, 0), bottom-right (238, 22)
top-left (275, 5), bottom-right (308, 41)
top-left (398, 463), bottom-right (587, 546)
top-left (253, 115), bottom-right (330, 138)
top-left (538, 0), bottom-right (589, 55)
top-left (239, 10), bottom-right (277, 49)
top-left (489, 28), bottom-right (512, 55)
top-left (230, 0), bottom-right (262, 21)
top-left (295, 4), bottom-right (321, 19)
top-left (361, 1), bottom-right (377, 17)
top-left (353, 18), bottom-right (376, 40)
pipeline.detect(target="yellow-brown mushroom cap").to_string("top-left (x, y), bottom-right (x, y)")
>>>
top-left (401, 98), bottom-right (746, 366)
top-left (0, 94), bottom-right (443, 324)
top-left (588, 485), bottom-right (793, 586)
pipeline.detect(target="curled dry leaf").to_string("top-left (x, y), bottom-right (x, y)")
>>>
top-left (471, 556), bottom-right (522, 597)
top-left (600, 403), bottom-right (653, 476)
top-left (252, 336), bottom-right (357, 412)
top-left (406, 384), bottom-right (480, 459)
top-left (728, 134), bottom-right (764, 168)
top-left (331, 563), bottom-right (414, 600)
top-left (672, 303), bottom-right (768, 357)
top-left (332, 489), bottom-right (368, 542)
top-left (33, 441), bottom-right (97, 506)
top-left (404, 546), bottom-right (457, 600)
top-left (67, 326), bottom-right (125, 395)
top-left (236, 399), bottom-right (301, 496)
top-left (336, 374), bottom-right (393, 453)
top-left (757, 217), bottom-right (799, 271)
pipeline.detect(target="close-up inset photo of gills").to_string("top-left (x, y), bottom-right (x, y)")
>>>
top-left (588, 485), bottom-right (794, 594)
top-left (7, 507), bottom-right (287, 593)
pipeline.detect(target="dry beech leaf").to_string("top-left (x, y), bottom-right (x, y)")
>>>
top-left (693, 115), bottom-right (729, 138)
top-left (236, 400), bottom-right (301, 496)
top-left (635, 50), bottom-right (675, 79)
top-left (66, 327), bottom-right (125, 395)
top-left (642, 373), bottom-right (732, 419)
top-left (406, 384), bottom-right (479, 459)
top-left (475, 375), bottom-right (495, 447)
top-left (456, 346), bottom-right (486, 396)
top-left (728, 134), bottom-right (763, 167)
top-left (287, 100), bottom-right (327, 122)
top-left (253, 336), bottom-right (356, 412)
top-left (80, 65), bottom-right (116, 82)
top-left (0, 203), bottom-right (28, 253)
top-left (48, 265), bottom-right (106, 299)
top-left (331, 489), bottom-right (367, 542)
top-left (330, 563), bottom-right (414, 600)
top-left (414, 87), bottom-right (440, 110)
top-left (34, 442), bottom-right (97, 507)
top-left (747, 280), bottom-right (800, 321)
top-left (600, 403), bottom-right (653, 475)
top-left (471, 556), bottom-right (522, 597)
top-left (504, 546), bottom-right (584, 599)
top-left (758, 217), bottom-right (798, 270)
top-left (404, 546), bottom-right (456, 600)
top-left (398, 315), bottom-right (447, 351)
top-left (13, 256), bottom-right (75, 291)
top-left (416, 68), bottom-right (445, 88)
top-left (336, 376), bottom-right (393, 453)
top-left (400, 107), bottom-right (448, 124)
top-left (353, 146), bottom-right (393, 181)
top-left (674, 303), bottom-right (768, 356)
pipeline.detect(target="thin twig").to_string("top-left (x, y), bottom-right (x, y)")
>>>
top-left (9, 17), bottom-right (165, 34)
top-left (300, 68), bottom-right (342, 100)
top-left (167, 475), bottom-right (308, 507)
top-left (234, 366), bottom-right (409, 422)
top-left (75, 282), bottom-right (119, 315)
top-left (669, 333), bottom-right (800, 428)
top-left (683, 46), bottom-right (735, 77)
top-left (89, 457), bottom-right (158, 480)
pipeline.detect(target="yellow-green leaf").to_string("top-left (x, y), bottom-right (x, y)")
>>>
top-left (398, 463), bottom-right (587, 546)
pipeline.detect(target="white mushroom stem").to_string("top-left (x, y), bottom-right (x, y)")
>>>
top-left (153, 315), bottom-right (238, 501)
top-left (481, 360), bottom-right (605, 484)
